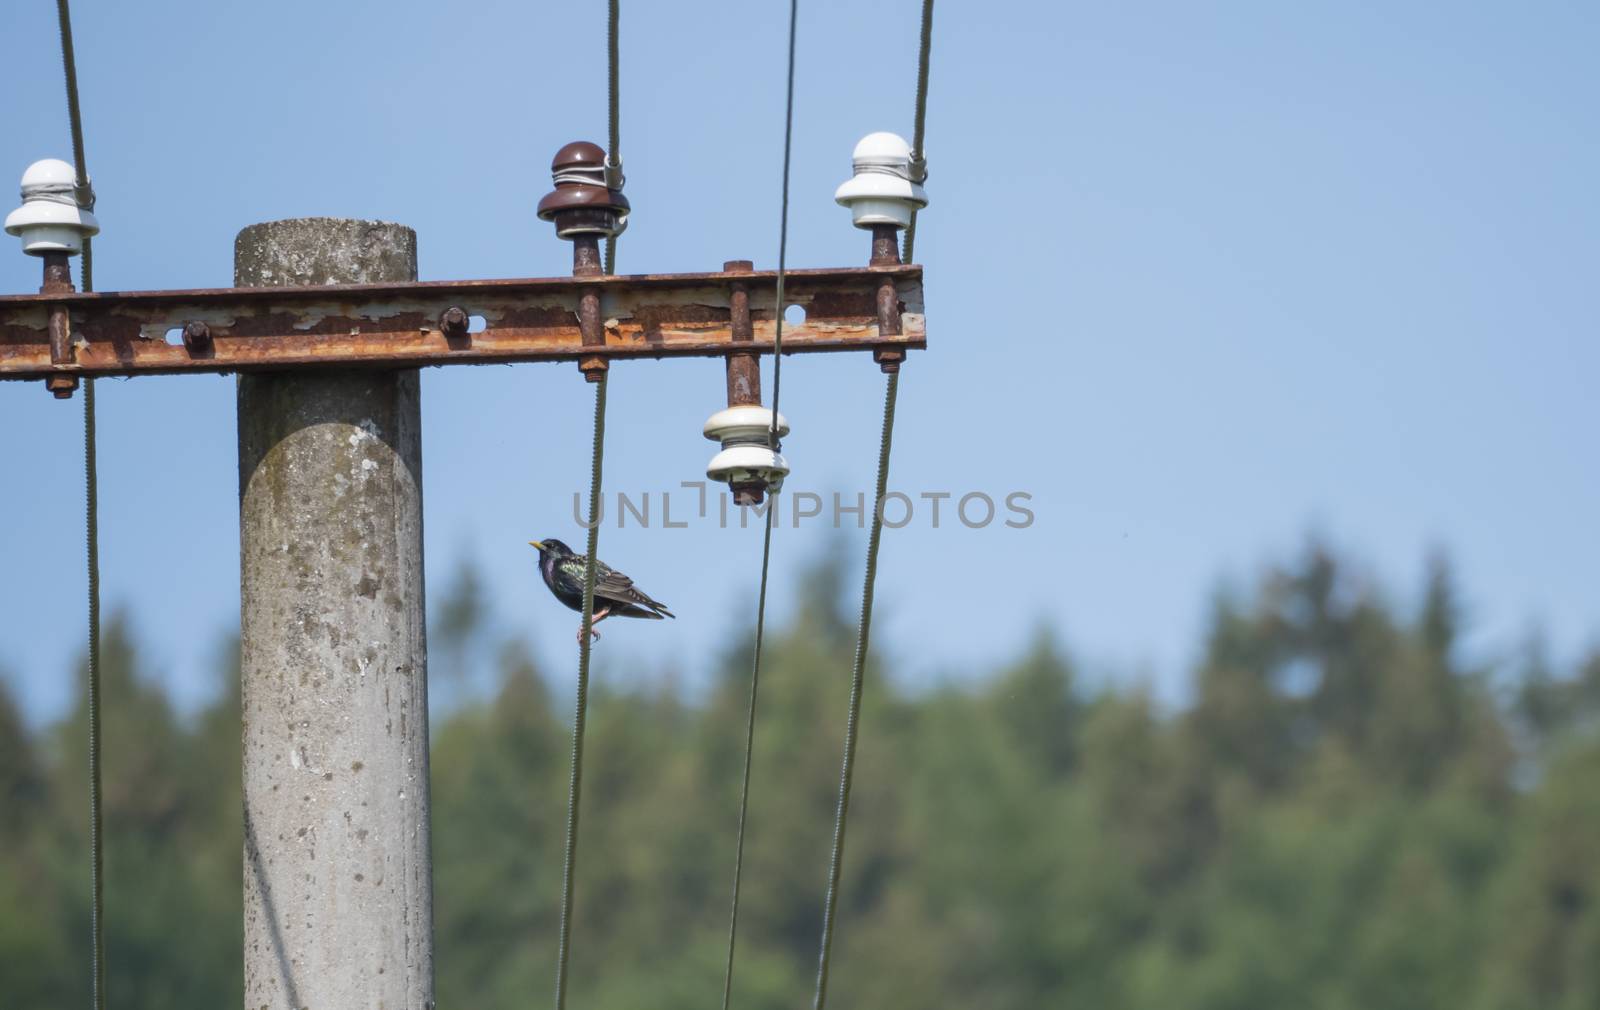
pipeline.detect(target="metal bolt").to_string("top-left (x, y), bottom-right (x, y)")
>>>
top-left (440, 306), bottom-right (469, 340)
top-left (182, 320), bottom-right (212, 353)
top-left (40, 253), bottom-right (72, 295)
top-left (576, 258), bottom-right (606, 382)
top-left (42, 252), bottom-right (76, 395)
top-left (873, 229), bottom-right (903, 374)
top-left (719, 259), bottom-right (764, 502)
top-left (870, 224), bottom-right (900, 267)
top-left (723, 259), bottom-right (760, 408)
top-left (572, 235), bottom-right (603, 278)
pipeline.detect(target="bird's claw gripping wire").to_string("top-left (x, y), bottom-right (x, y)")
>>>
top-left (576, 607), bottom-right (610, 644)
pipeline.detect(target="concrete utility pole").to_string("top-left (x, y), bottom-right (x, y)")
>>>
top-left (237, 219), bottom-right (434, 1010)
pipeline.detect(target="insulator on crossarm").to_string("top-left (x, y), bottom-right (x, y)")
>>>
top-left (704, 405), bottom-right (790, 501)
top-left (537, 141), bottom-right (630, 240)
top-left (4, 159), bottom-right (99, 256)
top-left (833, 132), bottom-right (928, 230)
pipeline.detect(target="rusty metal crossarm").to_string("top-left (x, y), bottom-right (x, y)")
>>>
top-left (0, 264), bottom-right (925, 383)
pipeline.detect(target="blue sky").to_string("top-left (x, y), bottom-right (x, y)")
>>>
top-left (2, 0), bottom-right (1597, 721)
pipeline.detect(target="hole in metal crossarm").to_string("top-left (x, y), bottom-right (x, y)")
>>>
top-left (164, 326), bottom-right (184, 346)
top-left (467, 315), bottom-right (487, 334)
top-left (783, 304), bottom-right (806, 328)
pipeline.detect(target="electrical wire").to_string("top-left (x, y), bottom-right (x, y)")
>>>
top-left (812, 4), bottom-right (933, 1002)
top-left (810, 370), bottom-right (899, 1010)
top-left (554, 375), bottom-right (609, 1010)
top-left (718, 2), bottom-right (800, 1006)
top-left (901, 0), bottom-right (935, 264)
top-left (603, 0), bottom-right (621, 276)
top-left (53, 5), bottom-right (105, 1010)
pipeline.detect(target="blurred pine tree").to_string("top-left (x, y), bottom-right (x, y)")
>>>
top-left (2, 546), bottom-right (1598, 1010)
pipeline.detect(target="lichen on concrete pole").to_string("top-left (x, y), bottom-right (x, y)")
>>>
top-left (236, 218), bottom-right (434, 1010)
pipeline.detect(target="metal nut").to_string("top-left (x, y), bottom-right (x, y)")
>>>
top-left (579, 354), bottom-right (608, 382)
top-left (440, 306), bottom-right (469, 339)
top-left (182, 321), bottom-right (212, 352)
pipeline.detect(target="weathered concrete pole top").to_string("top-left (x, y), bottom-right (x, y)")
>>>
top-left (234, 218), bottom-right (417, 287)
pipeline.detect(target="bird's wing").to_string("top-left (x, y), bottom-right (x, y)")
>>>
top-left (557, 556), bottom-right (673, 617)
top-left (551, 556), bottom-right (589, 597)
top-left (555, 556), bottom-right (625, 596)
top-left (594, 561), bottom-right (674, 617)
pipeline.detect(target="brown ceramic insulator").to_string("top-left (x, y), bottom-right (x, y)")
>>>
top-left (538, 141), bottom-right (629, 238)
top-left (552, 140), bottom-right (606, 175)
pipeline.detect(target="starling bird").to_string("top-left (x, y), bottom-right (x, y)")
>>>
top-left (528, 538), bottom-right (675, 643)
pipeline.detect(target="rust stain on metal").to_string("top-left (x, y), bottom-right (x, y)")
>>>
top-left (804, 290), bottom-right (877, 319)
top-left (0, 266), bottom-right (926, 381)
top-left (864, 228), bottom-right (909, 374)
top-left (870, 224), bottom-right (900, 267)
top-left (41, 253), bottom-right (79, 397)
top-left (723, 259), bottom-right (761, 408)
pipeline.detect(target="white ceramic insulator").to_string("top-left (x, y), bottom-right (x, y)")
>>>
top-left (707, 444), bottom-right (790, 493)
top-left (4, 159), bottom-right (99, 256)
top-left (703, 405), bottom-right (790, 443)
top-left (834, 132), bottom-right (928, 230)
top-left (704, 405), bottom-right (791, 492)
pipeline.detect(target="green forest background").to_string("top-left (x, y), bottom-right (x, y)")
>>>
top-left (3, 543), bottom-right (1600, 1010)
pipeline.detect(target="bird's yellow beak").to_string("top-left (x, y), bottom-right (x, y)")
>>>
top-left (528, 540), bottom-right (545, 550)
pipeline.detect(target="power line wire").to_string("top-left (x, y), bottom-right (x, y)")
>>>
top-left (767, 0), bottom-right (798, 438)
top-left (718, 494), bottom-right (776, 1010)
top-left (719, 3), bottom-right (800, 1006)
top-left (902, 0), bottom-right (935, 264)
top-left (553, 6), bottom-right (625, 1001)
top-left (603, 0), bottom-right (621, 276)
top-left (810, 369), bottom-right (899, 1010)
top-left (812, 2), bottom-right (933, 1002)
top-left (554, 375), bottom-right (608, 1010)
top-left (53, 4), bottom-right (104, 1010)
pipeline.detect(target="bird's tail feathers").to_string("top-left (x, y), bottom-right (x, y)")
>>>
top-left (637, 596), bottom-right (674, 620)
